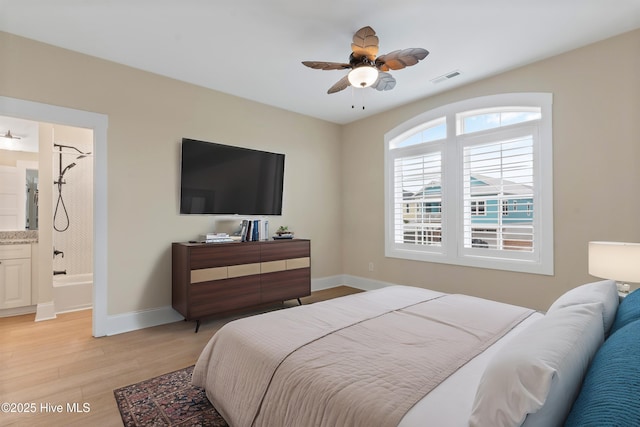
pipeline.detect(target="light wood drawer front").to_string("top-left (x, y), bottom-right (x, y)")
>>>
top-left (228, 263), bottom-right (261, 278)
top-left (191, 262), bottom-right (265, 283)
top-left (261, 258), bottom-right (310, 273)
top-left (261, 260), bottom-right (286, 274)
top-left (191, 267), bottom-right (228, 284)
top-left (286, 257), bottom-right (310, 270)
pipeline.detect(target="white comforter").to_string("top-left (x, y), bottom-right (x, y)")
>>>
top-left (192, 286), bottom-right (534, 427)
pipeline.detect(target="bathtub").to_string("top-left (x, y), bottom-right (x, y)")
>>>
top-left (53, 273), bottom-right (93, 314)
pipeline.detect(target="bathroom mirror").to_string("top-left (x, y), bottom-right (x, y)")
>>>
top-left (26, 168), bottom-right (38, 230)
top-left (0, 150), bottom-right (39, 231)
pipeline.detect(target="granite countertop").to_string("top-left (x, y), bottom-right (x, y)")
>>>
top-left (0, 231), bottom-right (38, 245)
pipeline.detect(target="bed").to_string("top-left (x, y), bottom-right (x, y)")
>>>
top-left (192, 280), bottom-right (640, 427)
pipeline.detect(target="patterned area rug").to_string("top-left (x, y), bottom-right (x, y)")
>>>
top-left (113, 365), bottom-right (229, 426)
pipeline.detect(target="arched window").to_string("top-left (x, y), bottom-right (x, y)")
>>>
top-left (384, 93), bottom-right (553, 275)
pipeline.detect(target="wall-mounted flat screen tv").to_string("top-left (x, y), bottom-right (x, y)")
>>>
top-left (180, 138), bottom-right (285, 215)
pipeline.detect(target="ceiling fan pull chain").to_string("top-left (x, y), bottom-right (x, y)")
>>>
top-left (351, 87), bottom-right (355, 109)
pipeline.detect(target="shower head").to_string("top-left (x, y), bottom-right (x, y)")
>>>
top-left (55, 162), bottom-right (76, 185)
top-left (76, 152), bottom-right (91, 160)
top-left (61, 162), bottom-right (76, 177)
top-left (54, 143), bottom-right (91, 157)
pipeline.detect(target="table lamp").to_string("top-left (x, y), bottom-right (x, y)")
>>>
top-left (588, 241), bottom-right (640, 294)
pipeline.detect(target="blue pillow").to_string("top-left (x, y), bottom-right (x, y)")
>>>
top-left (564, 319), bottom-right (640, 426)
top-left (609, 288), bottom-right (640, 335)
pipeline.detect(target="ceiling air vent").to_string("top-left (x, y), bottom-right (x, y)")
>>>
top-left (431, 70), bottom-right (461, 84)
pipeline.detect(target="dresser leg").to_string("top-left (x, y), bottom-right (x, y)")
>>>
top-left (194, 320), bottom-right (201, 333)
top-left (297, 298), bottom-right (302, 306)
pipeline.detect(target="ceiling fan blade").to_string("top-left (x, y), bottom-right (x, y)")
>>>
top-left (376, 48), bottom-right (429, 70)
top-left (327, 75), bottom-right (351, 94)
top-left (371, 72), bottom-right (396, 91)
top-left (302, 61), bottom-right (351, 70)
top-left (351, 26), bottom-right (379, 60)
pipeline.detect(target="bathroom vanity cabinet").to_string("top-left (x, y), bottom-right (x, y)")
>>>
top-left (0, 244), bottom-right (32, 309)
top-left (172, 239), bottom-right (311, 331)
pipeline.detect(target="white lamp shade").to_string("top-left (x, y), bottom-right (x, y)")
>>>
top-left (348, 66), bottom-right (379, 88)
top-left (588, 241), bottom-right (640, 283)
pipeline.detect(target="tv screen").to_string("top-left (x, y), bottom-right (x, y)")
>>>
top-left (180, 138), bottom-right (285, 215)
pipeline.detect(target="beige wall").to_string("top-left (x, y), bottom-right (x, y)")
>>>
top-left (0, 149), bottom-right (39, 166)
top-left (0, 31), bottom-right (343, 315)
top-left (341, 29), bottom-right (640, 311)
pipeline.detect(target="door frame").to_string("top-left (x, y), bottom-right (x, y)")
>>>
top-left (0, 96), bottom-right (108, 336)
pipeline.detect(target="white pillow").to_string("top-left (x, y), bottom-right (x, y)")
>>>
top-left (469, 303), bottom-right (604, 427)
top-left (547, 279), bottom-right (618, 334)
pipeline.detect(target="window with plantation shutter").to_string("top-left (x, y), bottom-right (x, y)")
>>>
top-left (393, 150), bottom-right (443, 248)
top-left (461, 129), bottom-right (535, 254)
top-left (385, 93), bottom-right (553, 275)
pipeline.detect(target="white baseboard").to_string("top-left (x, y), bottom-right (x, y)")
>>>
top-left (106, 305), bottom-right (184, 336)
top-left (311, 275), bottom-right (346, 291)
top-left (35, 301), bottom-right (57, 321)
top-left (341, 274), bottom-right (397, 291)
top-left (312, 274), bottom-right (396, 292)
top-left (0, 304), bottom-right (36, 318)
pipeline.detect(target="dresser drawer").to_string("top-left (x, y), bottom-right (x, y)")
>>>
top-left (260, 240), bottom-right (310, 262)
top-left (261, 268), bottom-right (311, 303)
top-left (190, 243), bottom-right (261, 269)
top-left (190, 277), bottom-right (261, 317)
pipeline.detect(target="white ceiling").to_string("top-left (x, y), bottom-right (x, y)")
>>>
top-left (1, 1), bottom-right (639, 125)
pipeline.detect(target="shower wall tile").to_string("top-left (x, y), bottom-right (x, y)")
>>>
top-left (53, 145), bottom-right (93, 275)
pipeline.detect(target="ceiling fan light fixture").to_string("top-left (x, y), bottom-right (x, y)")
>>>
top-left (348, 66), bottom-right (378, 88)
top-left (303, 26), bottom-right (428, 95)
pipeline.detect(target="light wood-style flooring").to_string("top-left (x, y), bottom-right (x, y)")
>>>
top-left (0, 286), bottom-right (362, 427)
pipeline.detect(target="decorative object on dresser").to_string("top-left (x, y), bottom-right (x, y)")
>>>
top-left (274, 225), bottom-right (294, 239)
top-left (172, 239), bottom-right (310, 332)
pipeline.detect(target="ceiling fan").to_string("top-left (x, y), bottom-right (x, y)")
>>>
top-left (302, 26), bottom-right (429, 94)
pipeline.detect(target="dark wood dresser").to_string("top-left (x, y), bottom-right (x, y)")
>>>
top-left (172, 239), bottom-right (311, 331)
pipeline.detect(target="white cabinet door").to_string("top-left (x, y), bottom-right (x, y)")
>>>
top-left (0, 258), bottom-right (31, 309)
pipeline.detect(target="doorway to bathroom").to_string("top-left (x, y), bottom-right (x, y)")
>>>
top-left (0, 96), bottom-right (108, 337)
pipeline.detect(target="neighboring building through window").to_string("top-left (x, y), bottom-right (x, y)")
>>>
top-left (384, 93), bottom-right (553, 275)
top-left (471, 200), bottom-right (486, 216)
